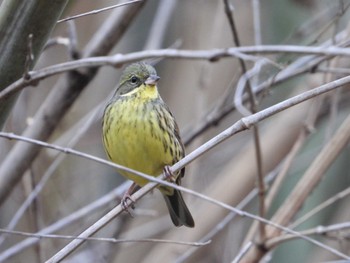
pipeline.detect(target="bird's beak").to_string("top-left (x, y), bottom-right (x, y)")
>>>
top-left (145, 74), bottom-right (160, 86)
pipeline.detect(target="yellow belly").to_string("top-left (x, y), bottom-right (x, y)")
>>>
top-left (103, 96), bottom-right (178, 188)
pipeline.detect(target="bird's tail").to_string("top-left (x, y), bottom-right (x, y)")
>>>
top-left (163, 189), bottom-right (195, 228)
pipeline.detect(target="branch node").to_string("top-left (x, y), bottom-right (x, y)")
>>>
top-left (254, 240), bottom-right (269, 252)
top-left (303, 121), bottom-right (316, 134)
top-left (209, 50), bottom-right (225, 62)
top-left (23, 33), bottom-right (34, 80)
top-left (241, 117), bottom-right (251, 130)
top-left (67, 21), bottom-right (81, 60)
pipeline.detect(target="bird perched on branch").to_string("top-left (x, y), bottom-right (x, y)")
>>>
top-left (102, 62), bottom-right (194, 228)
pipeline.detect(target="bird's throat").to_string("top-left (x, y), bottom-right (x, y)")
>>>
top-left (121, 84), bottom-right (159, 100)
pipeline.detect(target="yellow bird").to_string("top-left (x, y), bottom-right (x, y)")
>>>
top-left (102, 62), bottom-right (194, 227)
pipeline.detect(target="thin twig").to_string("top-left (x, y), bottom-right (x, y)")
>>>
top-left (57, 0), bottom-right (143, 23)
top-left (234, 59), bottom-right (278, 116)
top-left (290, 186), bottom-right (350, 229)
top-left (0, 228), bottom-right (209, 247)
top-left (44, 37), bottom-right (70, 50)
top-left (281, 3), bottom-right (349, 45)
top-left (266, 222), bottom-right (350, 247)
top-left (316, 66), bottom-right (350, 75)
top-left (307, 3), bottom-right (350, 47)
top-left (231, 241), bottom-right (253, 263)
top-left (252, 0), bottom-right (261, 45)
top-left (23, 33), bottom-right (34, 80)
top-left (67, 21), bottom-right (80, 59)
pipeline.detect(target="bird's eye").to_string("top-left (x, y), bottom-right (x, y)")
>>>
top-left (130, 76), bottom-right (138, 84)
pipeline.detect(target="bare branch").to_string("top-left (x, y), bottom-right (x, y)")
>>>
top-left (266, 222), bottom-right (350, 247)
top-left (0, 228), bottom-right (209, 247)
top-left (67, 21), bottom-right (80, 59)
top-left (57, 0), bottom-right (143, 23)
top-left (290, 186), bottom-right (350, 229)
top-left (252, 0), bottom-right (262, 45)
top-left (231, 241), bottom-right (253, 263)
top-left (23, 33), bottom-right (34, 80)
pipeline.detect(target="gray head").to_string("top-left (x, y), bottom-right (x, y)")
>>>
top-left (115, 62), bottom-right (159, 96)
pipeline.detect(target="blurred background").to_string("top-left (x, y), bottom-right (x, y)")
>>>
top-left (0, 0), bottom-right (350, 262)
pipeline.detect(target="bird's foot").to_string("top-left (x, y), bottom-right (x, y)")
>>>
top-left (163, 165), bottom-right (176, 183)
top-left (121, 183), bottom-right (138, 216)
top-left (121, 192), bottom-right (135, 217)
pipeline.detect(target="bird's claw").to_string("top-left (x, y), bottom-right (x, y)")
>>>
top-left (121, 193), bottom-right (135, 217)
top-left (163, 165), bottom-right (176, 183)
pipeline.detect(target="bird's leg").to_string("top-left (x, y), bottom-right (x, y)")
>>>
top-left (163, 165), bottom-right (176, 183)
top-left (121, 183), bottom-right (139, 215)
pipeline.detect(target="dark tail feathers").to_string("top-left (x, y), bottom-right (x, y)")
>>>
top-left (163, 189), bottom-right (195, 228)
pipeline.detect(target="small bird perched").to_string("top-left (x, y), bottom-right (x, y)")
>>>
top-left (102, 62), bottom-right (194, 228)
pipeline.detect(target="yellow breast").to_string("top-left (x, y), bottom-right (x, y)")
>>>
top-left (102, 84), bottom-right (182, 187)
